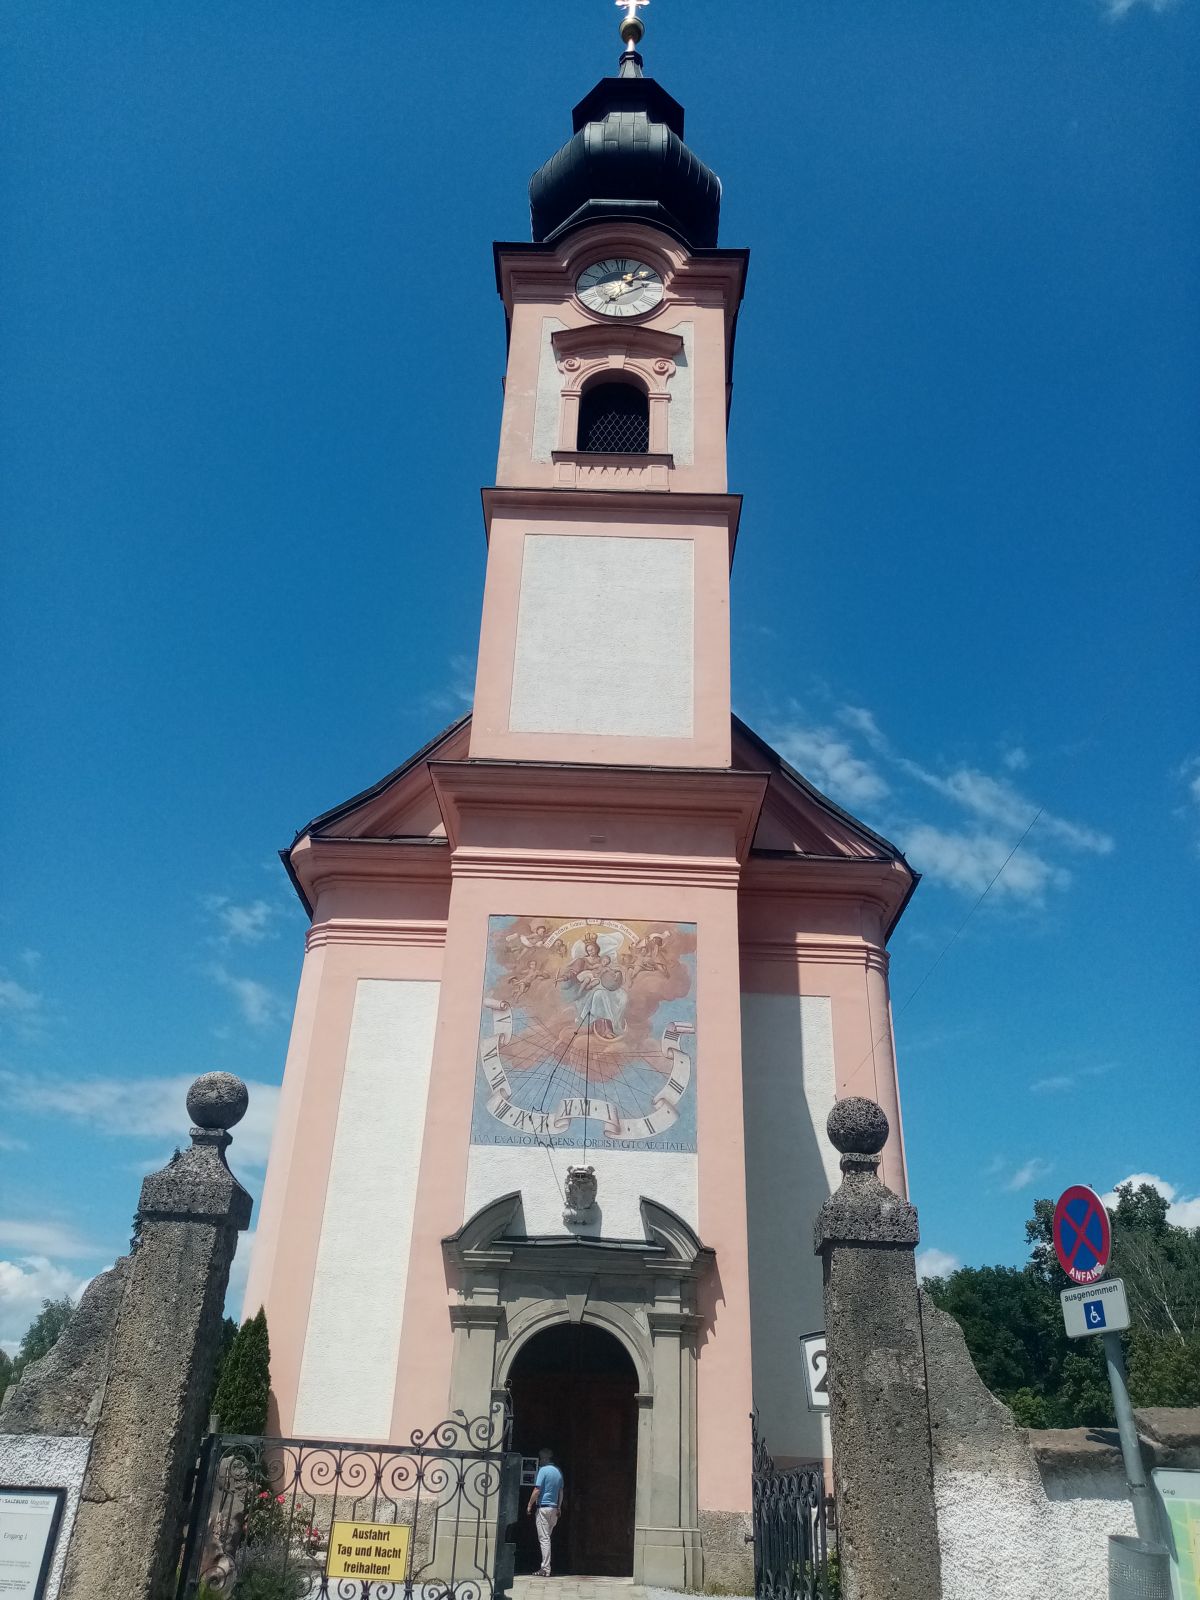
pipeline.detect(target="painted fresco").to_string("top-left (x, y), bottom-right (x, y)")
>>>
top-left (472, 916), bottom-right (697, 1153)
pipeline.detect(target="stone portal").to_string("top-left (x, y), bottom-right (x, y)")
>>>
top-left (510, 1324), bottom-right (638, 1576)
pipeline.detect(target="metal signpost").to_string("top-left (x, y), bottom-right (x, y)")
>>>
top-left (1053, 1185), bottom-right (1171, 1597)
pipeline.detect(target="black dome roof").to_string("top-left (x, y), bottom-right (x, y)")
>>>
top-left (529, 53), bottom-right (721, 249)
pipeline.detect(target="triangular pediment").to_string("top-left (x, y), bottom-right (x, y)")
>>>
top-left (293, 716), bottom-right (470, 845)
top-left (285, 713), bottom-right (910, 892)
top-left (733, 716), bottom-right (907, 864)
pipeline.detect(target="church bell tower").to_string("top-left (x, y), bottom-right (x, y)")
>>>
top-left (246, 10), bottom-right (916, 1588)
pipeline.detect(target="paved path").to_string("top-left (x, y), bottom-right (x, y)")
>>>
top-left (511, 1578), bottom-right (647, 1600)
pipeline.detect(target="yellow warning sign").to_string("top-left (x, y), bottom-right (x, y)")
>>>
top-left (325, 1519), bottom-right (411, 1582)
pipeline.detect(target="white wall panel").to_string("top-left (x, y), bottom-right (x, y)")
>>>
top-left (509, 534), bottom-right (694, 738)
top-left (531, 317), bottom-right (568, 463)
top-left (293, 978), bottom-right (440, 1439)
top-left (464, 1143), bottom-right (697, 1239)
top-left (666, 320), bottom-right (695, 466)
top-left (741, 993), bottom-right (839, 1462)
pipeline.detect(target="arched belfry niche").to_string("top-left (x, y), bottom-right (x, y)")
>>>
top-left (442, 1194), bottom-right (713, 1589)
top-left (550, 324), bottom-right (683, 489)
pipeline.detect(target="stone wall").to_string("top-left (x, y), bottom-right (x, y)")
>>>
top-left (923, 1293), bottom-right (1200, 1599)
top-left (0, 1259), bottom-right (131, 1600)
top-left (0, 1258), bottom-right (129, 1435)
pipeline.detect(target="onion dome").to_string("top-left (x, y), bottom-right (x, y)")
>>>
top-left (528, 40), bottom-right (721, 250)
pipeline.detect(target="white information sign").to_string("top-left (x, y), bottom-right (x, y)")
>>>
top-left (0, 1488), bottom-right (65, 1599)
top-left (1152, 1467), bottom-right (1200, 1600)
top-left (1061, 1276), bottom-right (1130, 1338)
top-left (800, 1331), bottom-right (830, 1412)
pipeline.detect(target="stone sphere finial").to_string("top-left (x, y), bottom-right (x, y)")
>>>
top-left (186, 1072), bottom-right (249, 1131)
top-left (827, 1096), bottom-right (889, 1156)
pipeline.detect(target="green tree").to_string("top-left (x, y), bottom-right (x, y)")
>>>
top-left (929, 1187), bottom-right (1200, 1426)
top-left (12, 1297), bottom-right (75, 1380)
top-left (0, 1347), bottom-right (13, 1406)
top-left (1108, 1182), bottom-right (1200, 1342)
top-left (212, 1308), bottom-right (271, 1435)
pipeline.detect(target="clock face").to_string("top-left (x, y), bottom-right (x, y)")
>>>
top-left (472, 916), bottom-right (698, 1153)
top-left (576, 258), bottom-right (664, 318)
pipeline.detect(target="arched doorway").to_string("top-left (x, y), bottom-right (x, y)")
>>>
top-left (509, 1322), bottom-right (638, 1577)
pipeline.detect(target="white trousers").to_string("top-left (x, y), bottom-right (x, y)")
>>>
top-left (535, 1505), bottom-right (559, 1573)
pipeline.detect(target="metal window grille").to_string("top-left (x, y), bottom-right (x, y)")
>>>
top-left (578, 382), bottom-right (650, 454)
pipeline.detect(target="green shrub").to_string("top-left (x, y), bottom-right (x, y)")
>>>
top-left (213, 1309), bottom-right (271, 1436)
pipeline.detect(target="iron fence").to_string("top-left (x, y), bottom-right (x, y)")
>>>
top-left (749, 1412), bottom-right (832, 1600)
top-left (177, 1401), bottom-right (520, 1600)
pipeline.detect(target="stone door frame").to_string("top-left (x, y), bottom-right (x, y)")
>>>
top-left (442, 1194), bottom-right (714, 1589)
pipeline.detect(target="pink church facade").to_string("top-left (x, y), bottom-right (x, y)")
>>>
top-left (245, 32), bottom-right (915, 1590)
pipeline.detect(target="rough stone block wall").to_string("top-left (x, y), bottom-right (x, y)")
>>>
top-left (923, 1294), bottom-right (1200, 1600)
top-left (0, 1260), bottom-right (132, 1600)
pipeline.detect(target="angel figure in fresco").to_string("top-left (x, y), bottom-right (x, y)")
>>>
top-left (623, 928), bottom-right (672, 984)
top-left (505, 922), bottom-right (567, 999)
top-left (559, 933), bottom-right (628, 1040)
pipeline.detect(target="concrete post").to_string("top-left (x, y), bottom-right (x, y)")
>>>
top-left (59, 1073), bottom-right (253, 1600)
top-left (814, 1097), bottom-right (942, 1600)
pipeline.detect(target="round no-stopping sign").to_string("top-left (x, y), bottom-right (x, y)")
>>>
top-left (1053, 1185), bottom-right (1111, 1284)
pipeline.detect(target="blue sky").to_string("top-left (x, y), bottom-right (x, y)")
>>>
top-left (1, 0), bottom-right (1197, 1348)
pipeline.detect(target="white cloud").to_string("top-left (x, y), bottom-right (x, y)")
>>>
top-left (1030, 1074), bottom-right (1076, 1094)
top-left (0, 978), bottom-right (42, 1016)
top-left (1006, 1158), bottom-right (1051, 1192)
top-left (917, 1247), bottom-right (961, 1280)
top-left (424, 653), bottom-right (478, 717)
top-left (0, 1257), bottom-right (89, 1346)
top-left (901, 824), bottom-right (1068, 902)
top-left (757, 697), bottom-right (1110, 906)
top-left (0, 1219), bottom-right (97, 1258)
top-left (1102, 0), bottom-right (1180, 17)
top-left (225, 1229), bottom-right (258, 1322)
top-left (837, 703), bottom-right (891, 754)
top-left (901, 763), bottom-right (1113, 856)
top-left (205, 897), bottom-right (278, 946)
top-left (1178, 757), bottom-right (1200, 852)
top-left (770, 722), bottom-right (889, 806)
top-left (0, 1071), bottom-right (280, 1167)
top-left (210, 966), bottom-right (286, 1029)
top-left (1102, 1173), bottom-right (1200, 1230)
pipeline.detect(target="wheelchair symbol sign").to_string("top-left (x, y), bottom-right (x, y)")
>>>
top-left (1061, 1276), bottom-right (1129, 1337)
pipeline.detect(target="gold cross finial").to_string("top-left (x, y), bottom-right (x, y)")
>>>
top-left (616, 0), bottom-right (649, 50)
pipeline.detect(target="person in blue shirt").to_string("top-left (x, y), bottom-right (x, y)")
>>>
top-left (527, 1447), bottom-right (565, 1576)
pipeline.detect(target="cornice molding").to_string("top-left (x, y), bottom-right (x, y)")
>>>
top-left (494, 224), bottom-right (748, 316)
top-left (552, 324), bottom-right (684, 364)
top-left (429, 760), bottom-right (768, 867)
top-left (740, 852), bottom-right (912, 925)
top-left (740, 938), bottom-right (890, 973)
top-left (480, 485), bottom-right (742, 561)
top-left (305, 919), bottom-right (447, 952)
top-left (448, 1303), bottom-right (507, 1331)
top-left (448, 848), bottom-right (740, 889)
top-left (289, 835), bottom-right (451, 917)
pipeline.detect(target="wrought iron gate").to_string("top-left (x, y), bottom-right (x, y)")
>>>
top-left (177, 1401), bottom-right (520, 1600)
top-left (749, 1412), bottom-right (832, 1600)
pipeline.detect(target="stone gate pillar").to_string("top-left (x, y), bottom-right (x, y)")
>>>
top-left (59, 1073), bottom-right (253, 1600)
top-left (815, 1097), bottom-right (942, 1600)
